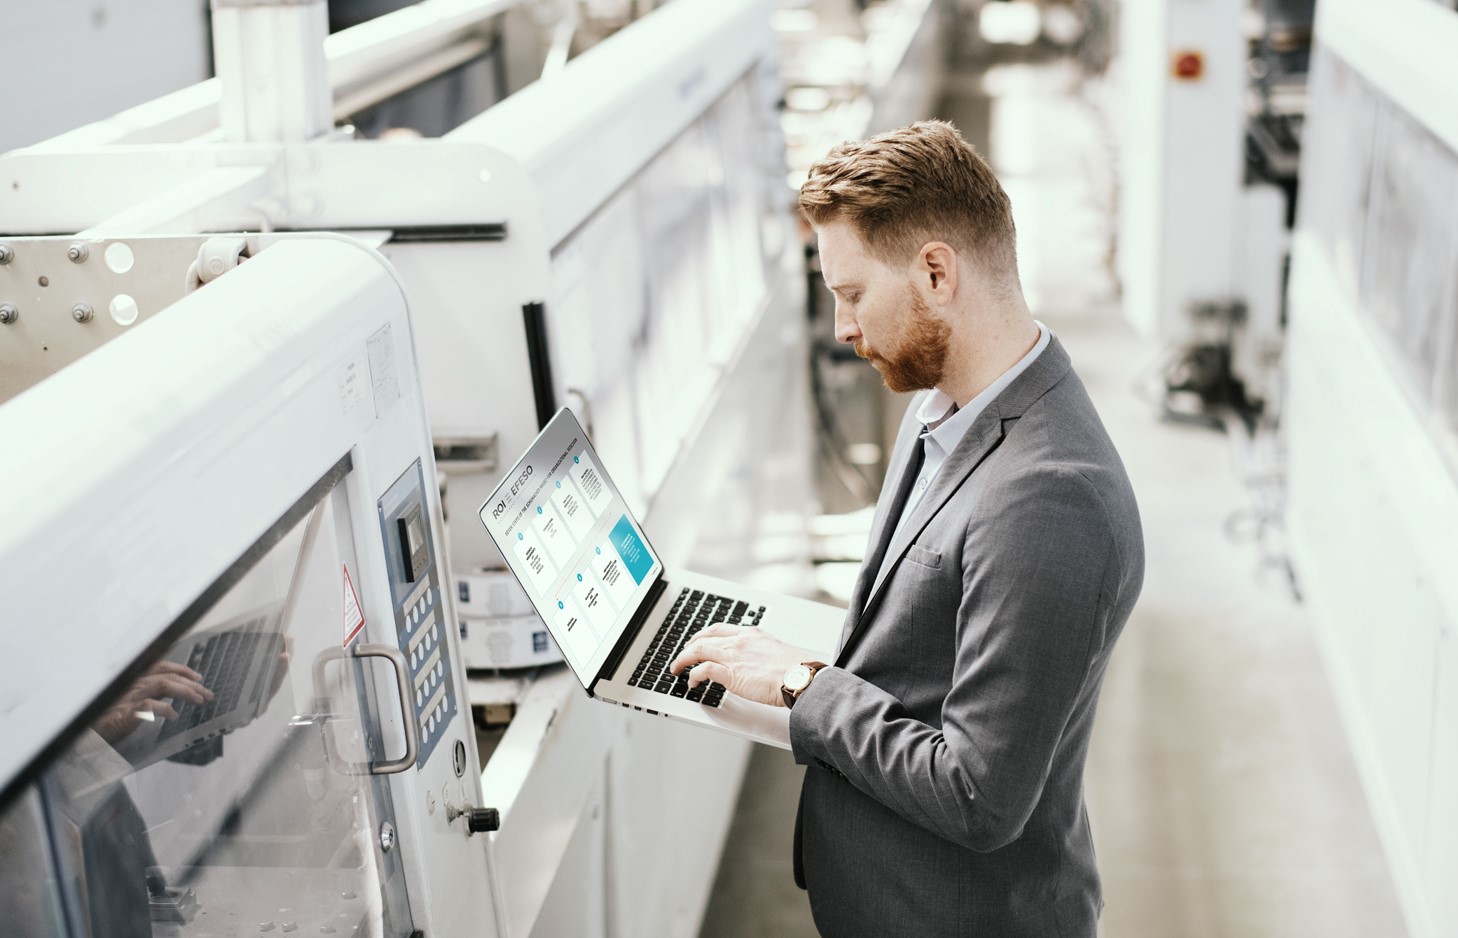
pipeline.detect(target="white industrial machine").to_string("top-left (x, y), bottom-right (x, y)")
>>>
top-left (1, 1), bottom-right (818, 936)
top-left (1284, 1), bottom-right (1458, 936)
top-left (0, 237), bottom-right (498, 936)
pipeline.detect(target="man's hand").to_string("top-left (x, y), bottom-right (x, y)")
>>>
top-left (669, 623), bottom-right (812, 708)
top-left (94, 660), bottom-right (213, 744)
top-left (265, 635), bottom-right (294, 703)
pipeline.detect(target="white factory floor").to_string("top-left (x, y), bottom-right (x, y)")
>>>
top-left (698, 56), bottom-right (1410, 938)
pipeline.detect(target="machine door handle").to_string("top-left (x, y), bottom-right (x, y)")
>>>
top-left (353, 643), bottom-right (420, 774)
top-left (311, 643), bottom-right (420, 775)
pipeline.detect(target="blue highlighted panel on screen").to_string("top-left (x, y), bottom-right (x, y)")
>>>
top-left (609, 514), bottom-right (654, 584)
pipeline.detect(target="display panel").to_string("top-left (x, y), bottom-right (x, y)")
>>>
top-left (479, 410), bottom-right (662, 683)
top-left (377, 460), bottom-right (457, 767)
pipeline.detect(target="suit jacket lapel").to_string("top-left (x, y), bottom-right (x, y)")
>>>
top-left (868, 411), bottom-right (1003, 605)
top-left (837, 412), bottom-right (924, 651)
top-left (834, 337), bottom-right (1075, 667)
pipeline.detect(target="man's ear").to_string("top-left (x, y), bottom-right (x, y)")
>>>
top-left (916, 242), bottom-right (959, 305)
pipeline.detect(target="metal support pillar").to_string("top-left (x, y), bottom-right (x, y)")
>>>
top-left (211, 0), bottom-right (333, 143)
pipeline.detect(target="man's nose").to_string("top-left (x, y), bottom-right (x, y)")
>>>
top-left (833, 303), bottom-right (859, 344)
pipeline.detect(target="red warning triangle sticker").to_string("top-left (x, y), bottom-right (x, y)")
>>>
top-left (342, 564), bottom-right (365, 646)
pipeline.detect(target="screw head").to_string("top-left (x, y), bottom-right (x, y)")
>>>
top-left (72, 303), bottom-right (94, 323)
top-left (67, 243), bottom-right (90, 263)
top-left (378, 821), bottom-right (395, 853)
top-left (0, 304), bottom-right (17, 324)
top-left (0, 244), bottom-right (13, 265)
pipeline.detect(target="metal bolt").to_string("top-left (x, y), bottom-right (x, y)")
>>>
top-left (0, 244), bottom-right (13, 265)
top-left (67, 242), bottom-right (90, 263)
top-left (72, 303), bottom-right (94, 323)
top-left (378, 821), bottom-right (395, 853)
top-left (0, 304), bottom-right (17, 325)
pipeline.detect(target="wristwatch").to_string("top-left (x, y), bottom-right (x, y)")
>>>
top-left (781, 661), bottom-right (829, 708)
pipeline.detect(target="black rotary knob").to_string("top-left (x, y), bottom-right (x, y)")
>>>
top-left (465, 807), bottom-right (500, 833)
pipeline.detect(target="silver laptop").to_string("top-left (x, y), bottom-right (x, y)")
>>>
top-left (478, 408), bottom-right (842, 749)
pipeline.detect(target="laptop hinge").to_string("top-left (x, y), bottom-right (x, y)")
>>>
top-left (590, 573), bottom-right (667, 695)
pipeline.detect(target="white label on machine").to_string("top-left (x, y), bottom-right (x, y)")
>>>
top-left (342, 564), bottom-right (365, 646)
top-left (337, 354), bottom-right (367, 417)
top-left (367, 324), bottom-right (400, 416)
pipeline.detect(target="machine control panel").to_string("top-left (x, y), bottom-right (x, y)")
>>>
top-left (378, 460), bottom-right (457, 768)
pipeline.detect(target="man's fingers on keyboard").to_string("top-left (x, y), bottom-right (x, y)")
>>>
top-left (687, 662), bottom-right (728, 689)
top-left (669, 645), bottom-right (704, 676)
top-left (154, 659), bottom-right (206, 683)
top-left (146, 699), bottom-right (181, 722)
top-left (697, 622), bottom-right (742, 639)
top-left (139, 674), bottom-right (210, 704)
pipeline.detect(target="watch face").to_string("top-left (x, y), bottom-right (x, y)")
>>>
top-left (785, 665), bottom-right (812, 693)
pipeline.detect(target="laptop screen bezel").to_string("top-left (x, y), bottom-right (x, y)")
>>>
top-left (477, 408), bottom-right (666, 688)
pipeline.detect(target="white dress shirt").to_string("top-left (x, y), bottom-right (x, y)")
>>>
top-left (885, 321), bottom-right (1051, 548)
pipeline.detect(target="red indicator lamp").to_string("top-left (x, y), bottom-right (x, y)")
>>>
top-left (1172, 50), bottom-right (1204, 80)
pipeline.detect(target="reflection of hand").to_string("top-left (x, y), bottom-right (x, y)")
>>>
top-left (669, 624), bottom-right (809, 708)
top-left (94, 661), bottom-right (214, 744)
top-left (265, 636), bottom-right (294, 704)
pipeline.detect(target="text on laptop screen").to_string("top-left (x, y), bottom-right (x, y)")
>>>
top-left (478, 411), bottom-right (662, 682)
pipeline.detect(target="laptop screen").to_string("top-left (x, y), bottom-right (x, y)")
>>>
top-left (478, 409), bottom-right (663, 684)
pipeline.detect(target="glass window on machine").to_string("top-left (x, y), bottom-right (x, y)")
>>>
top-left (0, 464), bottom-right (414, 937)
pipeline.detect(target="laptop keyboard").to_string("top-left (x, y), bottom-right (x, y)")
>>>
top-left (157, 627), bottom-right (281, 741)
top-left (628, 589), bottom-right (765, 707)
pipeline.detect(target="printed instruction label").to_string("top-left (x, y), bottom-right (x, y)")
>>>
top-left (343, 564), bottom-right (365, 646)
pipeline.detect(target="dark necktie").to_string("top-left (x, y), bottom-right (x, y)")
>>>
top-left (860, 427), bottom-right (928, 610)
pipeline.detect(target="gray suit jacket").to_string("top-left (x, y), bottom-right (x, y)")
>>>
top-left (789, 336), bottom-right (1144, 937)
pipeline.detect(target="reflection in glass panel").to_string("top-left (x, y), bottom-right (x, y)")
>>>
top-left (0, 787), bottom-right (66, 936)
top-left (1361, 104), bottom-right (1458, 407)
top-left (1437, 265), bottom-right (1458, 468)
top-left (543, 72), bottom-right (778, 504)
top-left (0, 478), bottom-right (412, 937)
top-left (1297, 46), bottom-right (1379, 299)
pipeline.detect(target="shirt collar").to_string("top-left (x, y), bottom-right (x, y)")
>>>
top-left (914, 320), bottom-right (1051, 456)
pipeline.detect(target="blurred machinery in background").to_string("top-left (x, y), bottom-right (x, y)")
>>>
top-left (1112, 0), bottom-right (1314, 596)
top-left (0, 0), bottom-right (828, 934)
top-left (773, 0), bottom-right (951, 531)
top-left (1118, 0), bottom-right (1307, 433)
